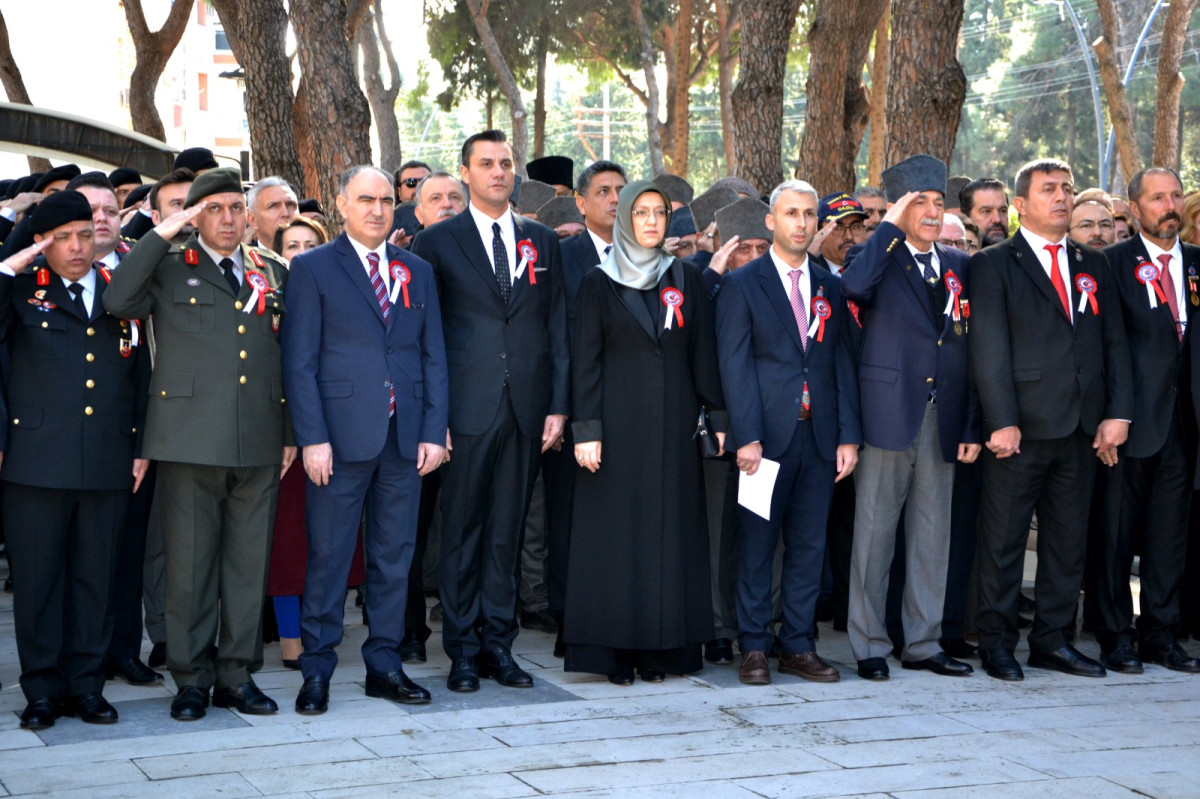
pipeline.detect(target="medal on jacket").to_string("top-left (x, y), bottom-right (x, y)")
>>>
top-left (1190, 266), bottom-right (1199, 306)
top-left (1136, 260), bottom-right (1166, 309)
top-left (389, 260), bottom-right (411, 308)
top-left (961, 298), bottom-right (971, 334)
top-left (1075, 273), bottom-right (1098, 316)
top-left (808, 296), bottom-right (831, 342)
top-left (244, 270), bottom-right (270, 315)
top-left (802, 381), bottom-right (811, 412)
top-left (185, 248), bottom-right (199, 265)
top-left (943, 270), bottom-right (963, 321)
top-left (98, 265), bottom-right (141, 351)
top-left (661, 286), bottom-right (684, 330)
top-left (514, 239), bottom-right (538, 285)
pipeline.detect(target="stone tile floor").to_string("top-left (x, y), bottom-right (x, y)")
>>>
top-left (0, 559), bottom-right (1198, 797)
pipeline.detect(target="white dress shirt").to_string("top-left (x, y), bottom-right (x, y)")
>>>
top-left (1141, 233), bottom-right (1187, 327)
top-left (587, 227), bottom-right (613, 263)
top-left (906, 241), bottom-right (941, 279)
top-left (198, 239), bottom-right (244, 285)
top-left (770, 245), bottom-right (812, 325)
top-left (347, 235), bottom-right (391, 294)
top-left (1019, 227), bottom-right (1073, 322)
top-left (469, 202), bottom-right (517, 274)
top-left (63, 268), bottom-right (97, 317)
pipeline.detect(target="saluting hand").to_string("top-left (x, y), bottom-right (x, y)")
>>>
top-left (0, 236), bottom-right (53, 275)
top-left (152, 204), bottom-right (203, 241)
top-left (708, 235), bottom-right (741, 276)
top-left (881, 191), bottom-right (919, 226)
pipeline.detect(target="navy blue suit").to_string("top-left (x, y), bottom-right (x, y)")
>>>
top-left (716, 252), bottom-right (861, 655)
top-left (282, 233), bottom-right (448, 680)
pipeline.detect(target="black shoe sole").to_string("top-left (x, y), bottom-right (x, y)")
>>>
top-left (212, 697), bottom-right (278, 714)
top-left (364, 685), bottom-right (431, 705)
top-left (107, 671), bottom-right (163, 686)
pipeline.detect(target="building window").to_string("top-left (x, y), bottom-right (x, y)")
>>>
top-left (215, 28), bottom-right (231, 51)
top-left (198, 73), bottom-right (208, 112)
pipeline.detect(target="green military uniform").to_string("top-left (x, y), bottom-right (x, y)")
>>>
top-left (103, 228), bottom-right (291, 691)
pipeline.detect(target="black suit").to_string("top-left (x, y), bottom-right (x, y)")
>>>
top-left (410, 207), bottom-right (569, 660)
top-left (970, 229), bottom-right (1132, 654)
top-left (0, 263), bottom-right (149, 701)
top-left (1088, 235), bottom-right (1197, 651)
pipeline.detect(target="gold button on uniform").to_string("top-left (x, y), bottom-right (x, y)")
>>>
top-left (86, 353), bottom-right (95, 362)
top-left (161, 390), bottom-right (167, 397)
top-left (41, 321), bottom-right (48, 329)
top-left (12, 419), bottom-right (18, 425)
top-left (239, 350), bottom-right (247, 359)
top-left (926, 377), bottom-right (934, 384)
top-left (239, 375), bottom-right (247, 385)
top-left (85, 379), bottom-right (95, 389)
top-left (86, 327), bottom-right (95, 336)
top-left (238, 325), bottom-right (246, 334)
top-left (235, 301), bottom-right (243, 310)
top-left (189, 297), bottom-right (197, 305)
top-left (84, 406), bottom-right (94, 416)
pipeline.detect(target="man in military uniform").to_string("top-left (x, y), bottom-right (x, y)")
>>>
top-left (0, 191), bottom-right (150, 729)
top-left (104, 168), bottom-right (295, 721)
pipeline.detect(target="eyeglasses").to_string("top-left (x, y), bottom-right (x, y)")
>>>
top-left (832, 221), bottom-right (865, 236)
top-left (938, 238), bottom-right (967, 250)
top-left (1070, 220), bottom-right (1115, 232)
top-left (400, 177), bottom-right (422, 188)
top-left (631, 208), bottom-right (669, 220)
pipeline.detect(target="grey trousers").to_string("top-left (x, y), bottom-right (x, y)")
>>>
top-left (848, 403), bottom-right (954, 661)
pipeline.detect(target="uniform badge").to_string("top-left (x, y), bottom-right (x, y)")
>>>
top-left (34, 290), bottom-right (46, 300)
top-left (27, 298), bottom-right (42, 306)
top-left (37, 268), bottom-right (50, 286)
top-left (120, 339), bottom-right (132, 358)
top-left (184, 249), bottom-right (199, 265)
top-left (187, 277), bottom-right (201, 286)
top-left (954, 322), bottom-right (963, 336)
top-left (271, 313), bottom-right (281, 332)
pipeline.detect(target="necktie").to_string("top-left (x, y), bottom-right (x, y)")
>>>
top-left (915, 251), bottom-right (937, 284)
top-left (493, 222), bottom-right (511, 304)
top-left (1158, 253), bottom-right (1182, 341)
top-left (219, 257), bottom-right (240, 295)
top-left (1045, 244), bottom-right (1071, 320)
top-left (366, 252), bottom-right (395, 416)
top-left (603, 244), bottom-right (612, 259)
top-left (789, 268), bottom-right (809, 352)
top-left (68, 282), bottom-right (88, 319)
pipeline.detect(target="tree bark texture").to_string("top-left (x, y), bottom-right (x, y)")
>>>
top-left (464, 0), bottom-right (529, 172)
top-left (632, 0), bottom-right (667, 175)
top-left (210, 0), bottom-right (305, 187)
top-left (716, 1), bottom-right (740, 176)
top-left (1151, 0), bottom-right (1199, 170)
top-left (883, 0), bottom-right (966, 167)
top-left (359, 1), bottom-right (403, 173)
top-left (731, 0), bottom-right (799, 192)
top-left (866, 10), bottom-right (889, 186)
top-left (123, 0), bottom-right (193, 142)
top-left (0, 10), bottom-right (50, 172)
top-left (796, 0), bottom-right (886, 194)
top-left (670, 0), bottom-right (693, 177)
top-left (1093, 0), bottom-right (1141, 186)
top-left (291, 0), bottom-right (374, 224)
top-left (534, 22), bottom-right (548, 159)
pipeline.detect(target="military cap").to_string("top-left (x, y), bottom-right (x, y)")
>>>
top-left (653, 173), bottom-right (695, 205)
top-left (818, 192), bottom-right (867, 225)
top-left (689, 185), bottom-right (739, 231)
top-left (124, 184), bottom-right (153, 209)
top-left (667, 205), bottom-right (697, 238)
top-left (28, 189), bottom-right (92, 235)
top-left (184, 167), bottom-right (244, 208)
top-left (881, 154), bottom-right (947, 203)
top-left (526, 156), bottom-right (574, 189)
top-left (715, 196), bottom-right (772, 242)
top-left (710, 176), bottom-right (759, 199)
top-left (517, 179), bottom-right (557, 215)
top-left (108, 167), bottom-right (142, 187)
top-left (174, 147), bottom-right (219, 173)
top-left (298, 198), bottom-right (323, 216)
top-left (14, 174), bottom-right (42, 196)
top-left (536, 195), bottom-right (584, 230)
top-left (33, 164), bottom-right (82, 193)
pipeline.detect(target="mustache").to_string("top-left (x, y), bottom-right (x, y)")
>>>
top-left (436, 208), bottom-right (458, 220)
top-left (1158, 212), bottom-right (1182, 225)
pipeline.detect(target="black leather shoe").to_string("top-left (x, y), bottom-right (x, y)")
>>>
top-left (19, 698), bottom-right (61, 730)
top-left (479, 646), bottom-right (534, 687)
top-left (399, 632), bottom-right (427, 664)
top-left (212, 680), bottom-right (279, 714)
top-left (170, 686), bottom-right (209, 721)
top-left (704, 638), bottom-right (734, 665)
top-left (1102, 640), bottom-right (1144, 674)
top-left (608, 671), bottom-right (634, 686)
top-left (940, 637), bottom-right (979, 659)
top-left (1028, 645), bottom-right (1106, 678)
top-left (147, 642), bottom-right (166, 669)
top-left (447, 655), bottom-right (480, 693)
top-left (856, 657), bottom-right (889, 680)
top-left (981, 648), bottom-right (1024, 681)
top-left (366, 670), bottom-right (431, 704)
top-left (63, 693), bottom-right (118, 724)
top-left (902, 652), bottom-right (974, 676)
top-left (107, 656), bottom-right (164, 686)
top-left (519, 609), bottom-right (559, 635)
top-left (640, 669), bottom-right (665, 683)
top-left (295, 676), bottom-right (329, 715)
top-left (1140, 640), bottom-right (1200, 673)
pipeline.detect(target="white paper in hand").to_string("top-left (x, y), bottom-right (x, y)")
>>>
top-left (737, 458), bottom-right (780, 521)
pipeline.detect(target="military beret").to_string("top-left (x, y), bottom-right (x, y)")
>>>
top-left (715, 196), bottom-right (772, 243)
top-left (184, 167), bottom-right (244, 208)
top-left (33, 164), bottom-right (82, 193)
top-left (653, 173), bottom-right (695, 206)
top-left (0, 179), bottom-right (13, 200)
top-left (28, 189), bottom-right (93, 235)
top-left (14, 174), bottom-right (41, 196)
top-left (689, 185), bottom-right (739, 231)
top-left (818, 192), bottom-right (867, 225)
top-left (124, 184), bottom-right (153, 209)
top-left (710, 176), bottom-right (759, 199)
top-left (667, 205), bottom-right (697, 238)
top-left (536, 195), bottom-right (584, 230)
top-left (174, 147), bottom-right (220, 172)
top-left (882, 154), bottom-right (947, 203)
top-left (517, 179), bottom-right (557, 215)
top-left (108, 167), bottom-right (142, 187)
top-left (298, 198), bottom-right (324, 216)
top-left (526, 156), bottom-right (574, 189)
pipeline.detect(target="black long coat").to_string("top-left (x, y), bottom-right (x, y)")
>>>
top-left (563, 259), bottom-right (726, 670)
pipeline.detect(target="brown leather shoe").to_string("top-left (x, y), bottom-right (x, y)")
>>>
top-left (779, 651), bottom-right (840, 682)
top-left (739, 650), bottom-right (771, 685)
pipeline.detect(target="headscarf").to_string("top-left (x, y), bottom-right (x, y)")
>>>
top-left (597, 180), bottom-right (674, 290)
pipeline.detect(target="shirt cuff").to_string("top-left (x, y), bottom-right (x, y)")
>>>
top-left (0, 207), bottom-right (16, 222)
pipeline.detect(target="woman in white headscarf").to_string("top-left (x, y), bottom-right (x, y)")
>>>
top-left (563, 180), bottom-right (728, 685)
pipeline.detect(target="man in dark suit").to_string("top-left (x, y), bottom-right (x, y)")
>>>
top-left (841, 155), bottom-right (980, 682)
top-left (410, 130), bottom-right (570, 692)
top-left (970, 158), bottom-right (1133, 681)
top-left (0, 191), bottom-right (150, 729)
top-left (283, 166), bottom-right (449, 714)
top-left (1091, 167), bottom-right (1200, 674)
top-left (105, 168), bottom-right (295, 720)
top-left (716, 179), bottom-right (861, 685)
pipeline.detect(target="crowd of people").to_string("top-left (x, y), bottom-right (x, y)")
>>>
top-left (1, 131), bottom-right (1199, 733)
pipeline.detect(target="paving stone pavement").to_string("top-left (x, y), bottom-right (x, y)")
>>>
top-left (0, 558), bottom-right (1198, 798)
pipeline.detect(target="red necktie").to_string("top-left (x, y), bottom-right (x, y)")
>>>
top-left (367, 252), bottom-right (395, 416)
top-left (1045, 244), bottom-right (1070, 320)
top-left (1158, 253), bottom-right (1182, 341)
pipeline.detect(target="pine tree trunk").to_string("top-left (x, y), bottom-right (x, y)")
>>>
top-left (1152, 0), bottom-right (1199, 169)
top-left (534, 23), bottom-right (548, 159)
top-left (0, 10), bottom-right (50, 172)
top-left (632, 0), bottom-right (666, 175)
top-left (359, 2), bottom-right (403, 174)
top-left (866, 11), bottom-right (888, 187)
top-left (732, 0), bottom-right (800, 192)
top-left (123, 0), bottom-right (193, 142)
top-left (716, 1), bottom-right (740, 176)
top-left (1093, 0), bottom-right (1142, 186)
top-left (883, 0), bottom-right (966, 166)
top-left (464, 0), bottom-right (529, 172)
top-left (670, 0), bottom-right (693, 177)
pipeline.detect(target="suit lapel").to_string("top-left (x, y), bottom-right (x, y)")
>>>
top-left (756, 256), bottom-right (805, 356)
top-left (45, 272), bottom-right (85, 321)
top-left (1011, 232), bottom-right (1071, 323)
top-left (452, 211), bottom-right (505, 303)
top-left (91, 267), bottom-right (107, 322)
top-left (509, 216), bottom-right (534, 306)
top-left (188, 235), bottom-right (237, 297)
top-left (335, 234), bottom-right (387, 325)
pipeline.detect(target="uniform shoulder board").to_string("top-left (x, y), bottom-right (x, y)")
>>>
top-left (252, 246), bottom-right (288, 267)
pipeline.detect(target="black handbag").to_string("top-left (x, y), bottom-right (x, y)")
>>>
top-left (693, 407), bottom-right (720, 459)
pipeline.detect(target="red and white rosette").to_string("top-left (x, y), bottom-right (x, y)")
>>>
top-left (943, 269), bottom-right (963, 320)
top-left (514, 239), bottom-right (538, 284)
top-left (1136, 260), bottom-right (1165, 308)
top-left (661, 286), bottom-right (684, 330)
top-left (389, 260), bottom-right (411, 308)
top-left (244, 270), bottom-right (270, 315)
top-left (808, 295), bottom-right (832, 342)
top-left (1075, 272), bottom-right (1098, 316)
